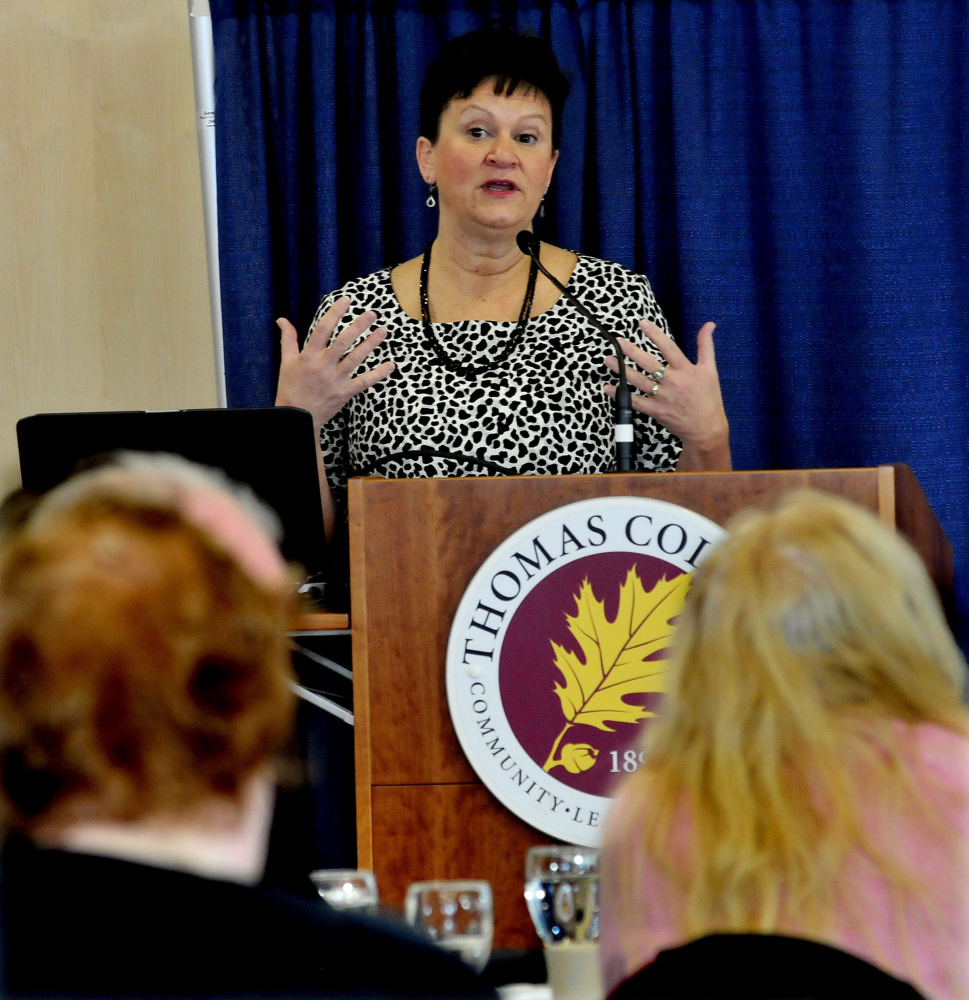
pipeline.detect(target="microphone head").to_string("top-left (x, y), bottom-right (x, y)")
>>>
top-left (516, 230), bottom-right (538, 256)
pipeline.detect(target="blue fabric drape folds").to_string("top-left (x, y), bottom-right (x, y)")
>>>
top-left (211, 1), bottom-right (969, 649)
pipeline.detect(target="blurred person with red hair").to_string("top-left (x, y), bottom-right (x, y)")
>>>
top-left (0, 455), bottom-right (492, 998)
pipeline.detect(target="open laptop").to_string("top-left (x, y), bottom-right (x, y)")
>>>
top-left (16, 406), bottom-right (327, 582)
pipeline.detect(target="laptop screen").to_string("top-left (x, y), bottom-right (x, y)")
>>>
top-left (16, 407), bottom-right (326, 580)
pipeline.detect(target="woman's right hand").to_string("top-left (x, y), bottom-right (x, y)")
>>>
top-left (274, 296), bottom-right (396, 431)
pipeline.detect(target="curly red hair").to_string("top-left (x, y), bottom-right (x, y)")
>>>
top-left (0, 491), bottom-right (299, 833)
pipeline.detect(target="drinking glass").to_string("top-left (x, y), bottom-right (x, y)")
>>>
top-left (524, 846), bottom-right (602, 1000)
top-left (404, 879), bottom-right (493, 973)
top-left (309, 869), bottom-right (379, 911)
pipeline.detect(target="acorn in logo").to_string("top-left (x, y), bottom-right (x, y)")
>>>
top-left (554, 743), bottom-right (599, 774)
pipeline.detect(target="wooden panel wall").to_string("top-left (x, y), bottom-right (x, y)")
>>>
top-left (0, 0), bottom-right (217, 495)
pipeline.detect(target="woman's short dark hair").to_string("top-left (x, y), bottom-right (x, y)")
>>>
top-left (420, 28), bottom-right (570, 149)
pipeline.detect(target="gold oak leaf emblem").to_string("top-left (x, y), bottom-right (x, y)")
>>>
top-left (543, 568), bottom-right (691, 773)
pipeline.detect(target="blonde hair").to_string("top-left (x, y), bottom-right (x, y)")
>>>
top-left (635, 489), bottom-right (969, 936)
top-left (0, 466), bottom-right (299, 833)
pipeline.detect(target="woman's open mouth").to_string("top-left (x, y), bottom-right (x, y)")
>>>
top-left (482, 180), bottom-right (518, 194)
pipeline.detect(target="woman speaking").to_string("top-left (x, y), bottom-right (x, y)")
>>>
top-left (275, 28), bottom-right (731, 542)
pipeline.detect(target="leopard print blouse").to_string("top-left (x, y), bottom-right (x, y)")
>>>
top-left (311, 254), bottom-right (683, 512)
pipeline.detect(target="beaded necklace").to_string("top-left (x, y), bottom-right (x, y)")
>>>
top-left (419, 240), bottom-right (538, 378)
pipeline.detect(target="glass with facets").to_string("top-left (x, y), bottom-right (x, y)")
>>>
top-left (524, 846), bottom-right (602, 1000)
top-left (310, 869), bottom-right (379, 912)
top-left (405, 880), bottom-right (493, 973)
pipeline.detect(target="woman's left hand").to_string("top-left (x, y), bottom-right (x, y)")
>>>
top-left (603, 320), bottom-right (732, 471)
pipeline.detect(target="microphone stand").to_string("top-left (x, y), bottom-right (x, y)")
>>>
top-left (516, 231), bottom-right (634, 472)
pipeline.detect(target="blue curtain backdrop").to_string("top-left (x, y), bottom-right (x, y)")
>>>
top-left (211, 0), bottom-right (969, 650)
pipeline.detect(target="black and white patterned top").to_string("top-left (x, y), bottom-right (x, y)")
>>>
top-left (312, 254), bottom-right (683, 512)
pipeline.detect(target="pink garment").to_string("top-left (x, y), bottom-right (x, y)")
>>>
top-left (599, 723), bottom-right (969, 1000)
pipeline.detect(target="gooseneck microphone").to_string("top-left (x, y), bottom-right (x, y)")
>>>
top-left (516, 230), bottom-right (634, 472)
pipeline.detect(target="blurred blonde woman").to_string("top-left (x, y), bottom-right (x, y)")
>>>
top-left (599, 490), bottom-right (969, 1000)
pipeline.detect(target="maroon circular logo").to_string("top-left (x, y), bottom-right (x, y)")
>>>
top-left (446, 497), bottom-right (725, 845)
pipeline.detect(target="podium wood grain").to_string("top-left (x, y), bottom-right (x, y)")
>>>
top-left (349, 467), bottom-right (951, 948)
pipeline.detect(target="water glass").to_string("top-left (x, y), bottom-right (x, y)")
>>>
top-left (309, 869), bottom-right (379, 911)
top-left (404, 879), bottom-right (493, 973)
top-left (525, 846), bottom-right (602, 1000)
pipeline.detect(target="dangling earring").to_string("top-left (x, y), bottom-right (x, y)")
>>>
top-left (426, 183), bottom-right (437, 209)
top-left (539, 187), bottom-right (548, 218)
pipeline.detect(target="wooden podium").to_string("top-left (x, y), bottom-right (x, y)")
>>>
top-left (347, 466), bottom-right (951, 949)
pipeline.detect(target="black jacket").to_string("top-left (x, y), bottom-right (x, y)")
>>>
top-left (0, 836), bottom-right (494, 999)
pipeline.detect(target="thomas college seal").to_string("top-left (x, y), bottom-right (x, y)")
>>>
top-left (445, 496), bottom-right (726, 845)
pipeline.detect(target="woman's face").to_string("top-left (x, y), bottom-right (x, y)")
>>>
top-left (417, 78), bottom-right (559, 236)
